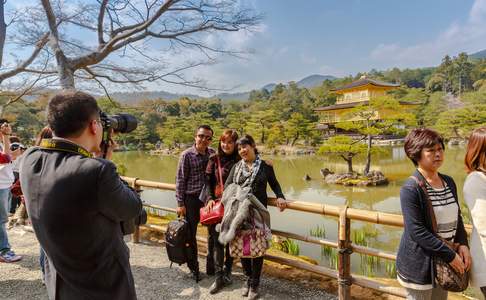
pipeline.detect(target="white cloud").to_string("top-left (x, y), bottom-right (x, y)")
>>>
top-left (370, 0), bottom-right (486, 67)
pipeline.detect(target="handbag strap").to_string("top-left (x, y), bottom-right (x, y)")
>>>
top-left (410, 175), bottom-right (438, 233)
top-left (216, 156), bottom-right (224, 193)
top-left (409, 175), bottom-right (457, 251)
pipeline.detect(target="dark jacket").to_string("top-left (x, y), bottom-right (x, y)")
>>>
top-left (396, 170), bottom-right (468, 286)
top-left (224, 160), bottom-right (285, 208)
top-left (205, 153), bottom-right (239, 200)
top-left (20, 145), bottom-right (142, 300)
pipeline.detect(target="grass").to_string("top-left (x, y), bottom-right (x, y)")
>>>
top-left (309, 225), bottom-right (338, 269)
top-left (273, 238), bottom-right (301, 256)
top-left (309, 225), bottom-right (326, 238)
top-left (281, 238), bottom-right (300, 256)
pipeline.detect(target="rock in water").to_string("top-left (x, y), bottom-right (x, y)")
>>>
top-left (303, 174), bottom-right (311, 181)
top-left (320, 168), bottom-right (334, 178)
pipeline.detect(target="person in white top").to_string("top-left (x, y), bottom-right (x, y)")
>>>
top-left (0, 120), bottom-right (21, 263)
top-left (463, 126), bottom-right (486, 298)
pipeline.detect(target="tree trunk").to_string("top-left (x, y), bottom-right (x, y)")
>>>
top-left (291, 133), bottom-right (299, 147)
top-left (341, 154), bottom-right (353, 174)
top-left (0, 1), bottom-right (6, 68)
top-left (58, 64), bottom-right (75, 89)
top-left (364, 134), bottom-right (372, 175)
top-left (258, 119), bottom-right (266, 144)
top-left (346, 155), bottom-right (353, 174)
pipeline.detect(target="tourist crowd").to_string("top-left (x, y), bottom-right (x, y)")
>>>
top-left (0, 90), bottom-right (485, 300)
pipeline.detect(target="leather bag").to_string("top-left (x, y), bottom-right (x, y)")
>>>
top-left (200, 156), bottom-right (224, 225)
top-left (229, 210), bottom-right (269, 258)
top-left (229, 228), bottom-right (267, 258)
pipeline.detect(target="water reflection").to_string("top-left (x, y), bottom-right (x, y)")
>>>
top-left (114, 146), bottom-right (468, 277)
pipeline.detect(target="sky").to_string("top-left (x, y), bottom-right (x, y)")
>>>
top-left (182, 0), bottom-right (486, 95)
top-left (3, 0), bottom-right (486, 95)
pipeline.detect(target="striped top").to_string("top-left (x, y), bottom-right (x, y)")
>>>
top-left (425, 181), bottom-right (458, 242)
top-left (398, 180), bottom-right (459, 290)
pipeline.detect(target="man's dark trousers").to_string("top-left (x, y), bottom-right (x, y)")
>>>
top-left (184, 194), bottom-right (203, 272)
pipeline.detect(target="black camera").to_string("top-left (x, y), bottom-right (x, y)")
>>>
top-left (99, 112), bottom-right (138, 158)
top-left (100, 112), bottom-right (138, 134)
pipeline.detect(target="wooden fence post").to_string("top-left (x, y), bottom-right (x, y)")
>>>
top-left (338, 205), bottom-right (352, 300)
top-left (131, 178), bottom-right (141, 244)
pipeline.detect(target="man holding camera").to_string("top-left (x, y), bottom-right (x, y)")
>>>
top-left (20, 91), bottom-right (143, 300)
top-left (0, 120), bottom-right (22, 263)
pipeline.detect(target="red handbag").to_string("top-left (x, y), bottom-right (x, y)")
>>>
top-left (200, 157), bottom-right (225, 225)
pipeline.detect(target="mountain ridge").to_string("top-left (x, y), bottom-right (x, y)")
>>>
top-left (111, 74), bottom-right (337, 103)
top-left (470, 49), bottom-right (486, 60)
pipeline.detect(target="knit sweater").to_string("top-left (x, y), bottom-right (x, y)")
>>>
top-left (463, 171), bottom-right (486, 288)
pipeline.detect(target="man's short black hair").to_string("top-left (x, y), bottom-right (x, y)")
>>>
top-left (47, 90), bottom-right (100, 138)
top-left (195, 124), bottom-right (213, 136)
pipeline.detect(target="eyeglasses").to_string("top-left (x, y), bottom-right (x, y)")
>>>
top-left (10, 143), bottom-right (26, 151)
top-left (197, 134), bottom-right (213, 141)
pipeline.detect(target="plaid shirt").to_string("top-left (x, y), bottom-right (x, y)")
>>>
top-left (175, 145), bottom-right (215, 206)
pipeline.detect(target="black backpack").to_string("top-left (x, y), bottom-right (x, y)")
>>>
top-left (165, 218), bottom-right (190, 267)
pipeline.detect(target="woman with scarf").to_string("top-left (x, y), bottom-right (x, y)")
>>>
top-left (222, 134), bottom-right (287, 300)
top-left (204, 129), bottom-right (240, 294)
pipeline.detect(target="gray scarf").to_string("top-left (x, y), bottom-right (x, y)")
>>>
top-left (234, 155), bottom-right (262, 188)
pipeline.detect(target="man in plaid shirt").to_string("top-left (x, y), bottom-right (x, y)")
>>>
top-left (176, 125), bottom-right (215, 282)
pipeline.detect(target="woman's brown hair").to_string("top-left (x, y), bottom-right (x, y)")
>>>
top-left (465, 126), bottom-right (486, 173)
top-left (35, 126), bottom-right (53, 146)
top-left (404, 128), bottom-right (445, 166)
top-left (217, 129), bottom-right (239, 158)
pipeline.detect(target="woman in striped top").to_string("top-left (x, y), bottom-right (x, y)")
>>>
top-left (396, 128), bottom-right (471, 300)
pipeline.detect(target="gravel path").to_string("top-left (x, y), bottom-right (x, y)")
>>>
top-left (1, 227), bottom-right (336, 300)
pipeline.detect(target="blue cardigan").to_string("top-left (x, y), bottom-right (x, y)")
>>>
top-left (396, 170), bottom-right (469, 286)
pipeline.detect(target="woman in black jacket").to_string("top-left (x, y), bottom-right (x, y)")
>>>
top-left (396, 128), bottom-right (471, 300)
top-left (204, 129), bottom-right (240, 294)
top-left (224, 134), bottom-right (287, 300)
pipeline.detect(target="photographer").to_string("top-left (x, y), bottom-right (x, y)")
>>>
top-left (20, 91), bottom-right (143, 300)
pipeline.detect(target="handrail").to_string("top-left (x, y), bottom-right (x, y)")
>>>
top-left (123, 176), bottom-right (472, 231)
top-left (122, 176), bottom-right (472, 299)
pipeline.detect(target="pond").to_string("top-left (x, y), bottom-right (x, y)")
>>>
top-left (113, 145), bottom-right (469, 278)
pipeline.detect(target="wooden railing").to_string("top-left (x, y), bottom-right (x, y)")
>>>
top-left (122, 176), bottom-right (472, 300)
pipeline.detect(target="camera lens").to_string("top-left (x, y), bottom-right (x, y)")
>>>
top-left (110, 114), bottom-right (138, 133)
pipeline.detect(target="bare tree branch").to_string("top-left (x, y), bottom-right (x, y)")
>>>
top-left (0, 53), bottom-right (54, 112)
top-left (0, 33), bottom-right (49, 83)
top-left (0, 0), bottom-right (6, 67)
top-left (41, 0), bottom-right (74, 88)
top-left (97, 0), bottom-right (109, 46)
top-left (2, 0), bottom-right (262, 91)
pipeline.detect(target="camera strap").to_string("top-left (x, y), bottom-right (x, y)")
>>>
top-left (39, 139), bottom-right (93, 158)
